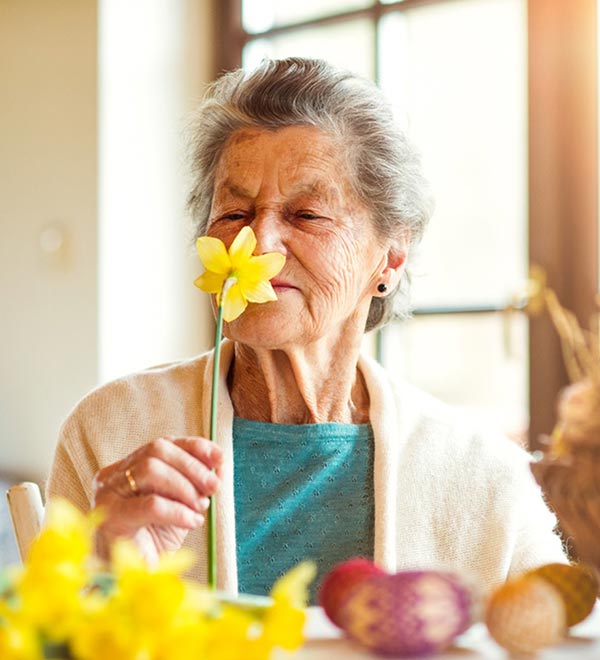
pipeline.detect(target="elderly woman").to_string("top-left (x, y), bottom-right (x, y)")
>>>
top-left (47, 58), bottom-right (565, 599)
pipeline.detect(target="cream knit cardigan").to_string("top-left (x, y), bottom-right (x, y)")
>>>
top-left (47, 340), bottom-right (566, 594)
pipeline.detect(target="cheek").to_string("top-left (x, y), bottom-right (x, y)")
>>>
top-left (302, 231), bottom-right (371, 306)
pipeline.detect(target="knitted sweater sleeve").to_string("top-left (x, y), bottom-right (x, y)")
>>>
top-left (45, 437), bottom-right (93, 513)
top-left (45, 389), bottom-right (108, 512)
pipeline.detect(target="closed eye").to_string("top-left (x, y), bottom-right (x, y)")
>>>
top-left (221, 212), bottom-right (246, 221)
top-left (296, 211), bottom-right (320, 220)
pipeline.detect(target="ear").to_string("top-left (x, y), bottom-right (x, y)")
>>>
top-left (378, 232), bottom-right (410, 292)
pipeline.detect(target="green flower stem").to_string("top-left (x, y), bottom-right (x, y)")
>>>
top-left (208, 301), bottom-right (224, 590)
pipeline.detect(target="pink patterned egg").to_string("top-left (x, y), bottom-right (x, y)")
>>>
top-left (319, 558), bottom-right (386, 627)
top-left (339, 571), bottom-right (472, 656)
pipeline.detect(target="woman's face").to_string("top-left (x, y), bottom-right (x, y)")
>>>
top-left (206, 126), bottom-right (404, 349)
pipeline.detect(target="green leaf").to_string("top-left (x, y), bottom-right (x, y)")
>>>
top-left (88, 572), bottom-right (115, 596)
top-left (0, 568), bottom-right (12, 594)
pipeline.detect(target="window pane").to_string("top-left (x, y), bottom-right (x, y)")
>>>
top-left (382, 313), bottom-right (529, 440)
top-left (244, 19), bottom-right (375, 79)
top-left (379, 0), bottom-right (527, 308)
top-left (242, 0), bottom-right (373, 34)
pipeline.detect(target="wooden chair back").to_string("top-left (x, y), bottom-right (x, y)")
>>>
top-left (6, 482), bottom-right (45, 562)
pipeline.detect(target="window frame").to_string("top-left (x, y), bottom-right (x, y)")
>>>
top-left (527, 0), bottom-right (599, 445)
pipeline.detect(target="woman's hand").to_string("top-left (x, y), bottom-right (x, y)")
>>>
top-left (92, 436), bottom-right (222, 565)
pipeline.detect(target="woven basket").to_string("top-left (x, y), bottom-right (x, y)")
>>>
top-left (532, 447), bottom-right (600, 580)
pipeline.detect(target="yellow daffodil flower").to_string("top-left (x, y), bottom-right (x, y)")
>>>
top-left (72, 540), bottom-right (214, 660)
top-left (0, 600), bottom-right (42, 660)
top-left (205, 606), bottom-right (257, 660)
top-left (260, 561), bottom-right (316, 652)
top-left (270, 560), bottom-right (316, 608)
top-left (194, 226), bottom-right (286, 322)
top-left (16, 499), bottom-right (99, 640)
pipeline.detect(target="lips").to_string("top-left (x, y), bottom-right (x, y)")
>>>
top-left (270, 279), bottom-right (297, 291)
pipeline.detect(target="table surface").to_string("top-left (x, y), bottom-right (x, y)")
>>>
top-left (287, 605), bottom-right (600, 659)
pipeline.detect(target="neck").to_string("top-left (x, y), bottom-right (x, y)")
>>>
top-left (229, 325), bottom-right (370, 425)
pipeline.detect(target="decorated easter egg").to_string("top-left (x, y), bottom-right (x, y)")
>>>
top-left (339, 571), bottom-right (472, 657)
top-left (527, 563), bottom-right (598, 626)
top-left (318, 558), bottom-right (385, 627)
top-left (486, 575), bottom-right (566, 655)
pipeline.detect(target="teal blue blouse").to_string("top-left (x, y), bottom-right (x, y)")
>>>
top-left (232, 417), bottom-right (375, 604)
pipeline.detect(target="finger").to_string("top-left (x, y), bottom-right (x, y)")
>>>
top-left (92, 436), bottom-right (222, 506)
top-left (93, 461), bottom-right (130, 503)
top-left (139, 437), bottom-right (221, 497)
top-left (126, 494), bottom-right (205, 530)
top-left (170, 436), bottom-right (223, 470)
top-left (96, 493), bottom-right (205, 539)
top-left (130, 457), bottom-right (211, 514)
top-left (174, 436), bottom-right (225, 480)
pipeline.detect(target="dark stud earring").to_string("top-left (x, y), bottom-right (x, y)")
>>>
top-left (377, 283), bottom-right (388, 293)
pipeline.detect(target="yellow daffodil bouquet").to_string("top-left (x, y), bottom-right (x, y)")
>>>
top-left (194, 226), bottom-right (285, 587)
top-left (0, 499), bottom-right (314, 660)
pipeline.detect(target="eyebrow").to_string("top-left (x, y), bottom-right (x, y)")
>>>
top-left (217, 178), bottom-right (339, 202)
top-left (294, 181), bottom-right (337, 199)
top-left (218, 180), bottom-right (254, 200)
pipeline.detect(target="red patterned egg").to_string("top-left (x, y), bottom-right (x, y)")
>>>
top-left (318, 558), bottom-right (386, 627)
top-left (339, 571), bottom-right (472, 657)
top-left (527, 563), bottom-right (598, 627)
top-left (486, 575), bottom-right (566, 654)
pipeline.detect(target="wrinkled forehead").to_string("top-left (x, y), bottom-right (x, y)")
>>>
top-left (212, 126), bottom-right (357, 202)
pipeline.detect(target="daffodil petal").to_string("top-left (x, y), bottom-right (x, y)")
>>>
top-left (222, 283), bottom-right (248, 322)
top-left (271, 561), bottom-right (316, 606)
top-left (194, 226), bottom-right (287, 321)
top-left (111, 540), bottom-right (147, 573)
top-left (239, 279), bottom-right (278, 303)
top-left (45, 498), bottom-right (90, 531)
top-left (195, 236), bottom-right (231, 275)
top-left (156, 548), bottom-right (196, 575)
top-left (229, 226), bottom-right (256, 268)
top-left (245, 252), bottom-right (286, 282)
top-left (194, 271), bottom-right (226, 293)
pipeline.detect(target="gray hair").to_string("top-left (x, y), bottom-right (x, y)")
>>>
top-left (187, 57), bottom-right (433, 331)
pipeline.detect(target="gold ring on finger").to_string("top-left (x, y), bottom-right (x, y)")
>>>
top-left (125, 467), bottom-right (140, 495)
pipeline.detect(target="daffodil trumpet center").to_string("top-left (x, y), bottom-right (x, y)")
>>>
top-left (218, 276), bottom-right (238, 308)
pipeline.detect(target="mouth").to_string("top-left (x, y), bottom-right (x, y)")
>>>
top-left (270, 279), bottom-right (297, 292)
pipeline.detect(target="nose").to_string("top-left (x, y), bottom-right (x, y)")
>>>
top-left (250, 209), bottom-right (286, 256)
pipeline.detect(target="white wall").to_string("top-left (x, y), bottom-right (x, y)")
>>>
top-left (0, 0), bottom-right (98, 480)
top-left (99, 0), bottom-right (215, 382)
top-left (0, 0), bottom-right (215, 481)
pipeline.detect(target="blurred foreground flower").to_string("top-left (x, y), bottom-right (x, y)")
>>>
top-left (13, 499), bottom-right (100, 643)
top-left (0, 499), bottom-right (312, 660)
top-left (261, 562), bottom-right (317, 652)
